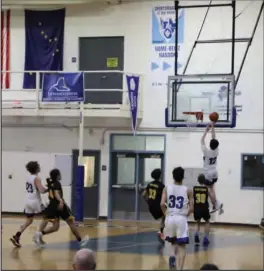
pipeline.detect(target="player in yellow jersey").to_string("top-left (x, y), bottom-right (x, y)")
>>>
top-left (142, 169), bottom-right (165, 243)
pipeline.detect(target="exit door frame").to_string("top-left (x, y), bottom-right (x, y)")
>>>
top-left (71, 149), bottom-right (101, 219)
top-left (108, 133), bottom-right (167, 220)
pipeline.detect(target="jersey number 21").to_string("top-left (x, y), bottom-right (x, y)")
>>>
top-left (168, 195), bottom-right (184, 209)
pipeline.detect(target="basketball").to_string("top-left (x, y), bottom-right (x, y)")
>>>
top-left (209, 112), bottom-right (219, 122)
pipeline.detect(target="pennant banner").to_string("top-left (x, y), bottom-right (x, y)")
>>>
top-left (126, 75), bottom-right (140, 135)
top-left (42, 72), bottom-right (84, 102)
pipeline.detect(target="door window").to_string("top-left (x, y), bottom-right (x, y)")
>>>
top-left (79, 156), bottom-right (96, 187)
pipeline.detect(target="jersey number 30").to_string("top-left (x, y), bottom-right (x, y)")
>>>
top-left (26, 182), bottom-right (33, 193)
top-left (168, 195), bottom-right (184, 209)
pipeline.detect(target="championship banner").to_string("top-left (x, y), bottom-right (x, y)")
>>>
top-left (75, 165), bottom-right (84, 222)
top-left (151, 4), bottom-right (184, 87)
top-left (42, 72), bottom-right (84, 102)
top-left (126, 75), bottom-right (140, 135)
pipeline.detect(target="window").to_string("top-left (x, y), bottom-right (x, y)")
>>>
top-left (241, 154), bottom-right (264, 189)
top-left (112, 135), bottom-right (165, 151)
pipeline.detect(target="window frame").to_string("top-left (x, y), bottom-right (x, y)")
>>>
top-left (241, 153), bottom-right (264, 190)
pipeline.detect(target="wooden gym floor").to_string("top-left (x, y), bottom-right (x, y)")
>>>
top-left (1, 216), bottom-right (264, 270)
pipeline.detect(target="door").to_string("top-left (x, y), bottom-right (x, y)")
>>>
top-left (72, 150), bottom-right (100, 219)
top-left (79, 37), bottom-right (124, 104)
top-left (110, 153), bottom-right (137, 220)
top-left (138, 153), bottom-right (164, 220)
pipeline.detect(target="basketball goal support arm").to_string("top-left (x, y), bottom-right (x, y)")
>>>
top-left (177, 0), bottom-right (213, 77)
top-left (174, 1), bottom-right (179, 75)
top-left (174, 0), bottom-right (263, 90)
top-left (175, 1), bottom-right (236, 79)
top-left (235, 2), bottom-right (264, 89)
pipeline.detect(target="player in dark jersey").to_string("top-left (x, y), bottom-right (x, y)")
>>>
top-left (142, 168), bottom-right (165, 243)
top-left (193, 174), bottom-right (211, 246)
top-left (33, 168), bottom-right (89, 247)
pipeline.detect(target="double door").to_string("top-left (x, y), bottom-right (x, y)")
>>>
top-left (110, 152), bottom-right (164, 220)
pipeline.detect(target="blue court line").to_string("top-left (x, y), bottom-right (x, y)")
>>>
top-left (3, 219), bottom-right (263, 256)
top-left (3, 229), bottom-right (261, 257)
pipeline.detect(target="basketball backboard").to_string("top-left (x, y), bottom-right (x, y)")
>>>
top-left (165, 74), bottom-right (236, 128)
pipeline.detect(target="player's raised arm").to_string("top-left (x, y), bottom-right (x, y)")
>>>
top-left (34, 177), bottom-right (48, 194)
top-left (160, 187), bottom-right (167, 215)
top-left (201, 124), bottom-right (211, 152)
top-left (211, 122), bottom-right (216, 139)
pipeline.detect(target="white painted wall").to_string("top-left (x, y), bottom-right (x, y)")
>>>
top-left (3, 1), bottom-right (263, 224)
top-left (2, 127), bottom-right (263, 224)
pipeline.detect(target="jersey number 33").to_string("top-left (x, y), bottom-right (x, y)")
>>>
top-left (168, 195), bottom-right (184, 209)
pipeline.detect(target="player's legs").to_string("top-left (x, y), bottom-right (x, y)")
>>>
top-left (10, 215), bottom-right (34, 247)
top-left (193, 207), bottom-right (202, 244)
top-left (204, 172), bottom-right (217, 207)
top-left (149, 205), bottom-right (165, 243)
top-left (194, 219), bottom-right (201, 244)
top-left (175, 216), bottom-right (189, 270)
top-left (177, 244), bottom-right (186, 270)
top-left (160, 215), bottom-right (165, 233)
top-left (203, 220), bottom-right (210, 245)
top-left (34, 203), bottom-right (60, 246)
top-left (204, 174), bottom-right (223, 214)
top-left (60, 204), bottom-right (89, 247)
top-left (164, 216), bottom-right (189, 270)
top-left (208, 181), bottom-right (223, 214)
top-left (41, 219), bottom-right (60, 234)
top-left (199, 207), bottom-right (211, 246)
top-left (164, 216), bottom-right (178, 269)
top-left (34, 218), bottom-right (60, 246)
top-left (10, 200), bottom-right (40, 247)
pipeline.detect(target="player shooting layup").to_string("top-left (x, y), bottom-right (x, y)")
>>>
top-left (201, 122), bottom-right (223, 214)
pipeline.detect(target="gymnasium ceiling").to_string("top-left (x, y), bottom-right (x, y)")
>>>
top-left (2, 0), bottom-right (158, 9)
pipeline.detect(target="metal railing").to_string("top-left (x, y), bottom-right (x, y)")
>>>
top-left (1, 70), bottom-right (144, 112)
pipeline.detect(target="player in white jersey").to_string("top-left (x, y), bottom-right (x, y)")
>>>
top-left (201, 123), bottom-right (223, 214)
top-left (161, 167), bottom-right (193, 270)
top-left (10, 161), bottom-right (47, 247)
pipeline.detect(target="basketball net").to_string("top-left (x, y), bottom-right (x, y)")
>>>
top-left (183, 111), bottom-right (204, 131)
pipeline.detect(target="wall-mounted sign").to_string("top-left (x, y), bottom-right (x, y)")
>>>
top-left (107, 57), bottom-right (118, 68)
top-left (72, 57), bottom-right (77, 63)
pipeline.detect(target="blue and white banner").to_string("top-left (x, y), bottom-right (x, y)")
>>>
top-left (126, 75), bottom-right (140, 135)
top-left (151, 4), bottom-right (184, 87)
top-left (42, 72), bottom-right (84, 102)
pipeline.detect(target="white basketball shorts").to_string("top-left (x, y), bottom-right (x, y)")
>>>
top-left (204, 169), bottom-right (218, 182)
top-left (164, 215), bottom-right (189, 245)
top-left (24, 199), bottom-right (42, 216)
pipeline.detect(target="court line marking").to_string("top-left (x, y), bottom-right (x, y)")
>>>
top-left (99, 241), bottom-right (160, 252)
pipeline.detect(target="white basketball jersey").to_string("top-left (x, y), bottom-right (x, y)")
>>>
top-left (202, 144), bottom-right (219, 172)
top-left (26, 175), bottom-right (41, 202)
top-left (166, 184), bottom-right (189, 216)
